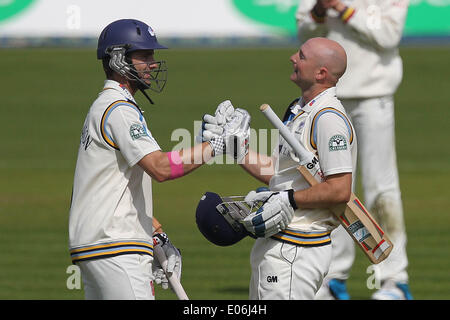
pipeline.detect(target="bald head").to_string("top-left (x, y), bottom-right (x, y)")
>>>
top-left (303, 37), bottom-right (347, 84)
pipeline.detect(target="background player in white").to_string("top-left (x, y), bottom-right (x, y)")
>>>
top-left (204, 37), bottom-right (357, 299)
top-left (68, 19), bottom-right (248, 299)
top-left (296, 0), bottom-right (412, 299)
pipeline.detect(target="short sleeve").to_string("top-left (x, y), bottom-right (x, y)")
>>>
top-left (101, 101), bottom-right (161, 166)
top-left (314, 111), bottom-right (354, 177)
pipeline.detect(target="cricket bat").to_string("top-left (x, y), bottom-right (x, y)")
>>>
top-left (154, 245), bottom-right (189, 300)
top-left (260, 103), bottom-right (393, 264)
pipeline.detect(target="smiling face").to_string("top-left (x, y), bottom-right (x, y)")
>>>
top-left (128, 49), bottom-right (167, 92)
top-left (290, 38), bottom-right (347, 92)
top-left (289, 41), bottom-right (318, 90)
top-left (129, 50), bottom-right (158, 86)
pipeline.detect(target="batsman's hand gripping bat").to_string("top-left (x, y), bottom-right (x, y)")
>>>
top-left (153, 245), bottom-right (189, 300)
top-left (260, 103), bottom-right (393, 264)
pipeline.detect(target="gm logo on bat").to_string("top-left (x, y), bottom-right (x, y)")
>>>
top-left (306, 157), bottom-right (319, 169)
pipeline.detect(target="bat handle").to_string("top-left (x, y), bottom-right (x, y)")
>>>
top-left (260, 103), bottom-right (324, 181)
top-left (260, 104), bottom-right (313, 161)
top-left (154, 245), bottom-right (189, 300)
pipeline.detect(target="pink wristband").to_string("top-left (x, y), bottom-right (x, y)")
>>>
top-left (167, 151), bottom-right (184, 179)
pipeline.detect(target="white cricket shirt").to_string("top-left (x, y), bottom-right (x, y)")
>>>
top-left (269, 87), bottom-right (357, 243)
top-left (68, 80), bottom-right (161, 263)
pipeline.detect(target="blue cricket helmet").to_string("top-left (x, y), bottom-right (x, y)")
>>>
top-left (195, 192), bottom-right (250, 246)
top-left (97, 19), bottom-right (167, 60)
top-left (97, 19), bottom-right (168, 98)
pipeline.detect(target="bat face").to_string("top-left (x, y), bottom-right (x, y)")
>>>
top-left (341, 196), bottom-right (393, 264)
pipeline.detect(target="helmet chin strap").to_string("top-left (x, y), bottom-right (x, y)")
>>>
top-left (138, 86), bottom-right (154, 105)
top-left (129, 73), bottom-right (154, 105)
top-left (124, 55), bottom-right (156, 105)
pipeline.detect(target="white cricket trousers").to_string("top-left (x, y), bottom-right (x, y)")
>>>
top-left (320, 96), bottom-right (409, 288)
top-left (77, 254), bottom-right (155, 300)
top-left (249, 237), bottom-right (332, 300)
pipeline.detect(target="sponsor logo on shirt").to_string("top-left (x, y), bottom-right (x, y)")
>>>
top-left (329, 134), bottom-right (347, 151)
top-left (130, 123), bottom-right (147, 140)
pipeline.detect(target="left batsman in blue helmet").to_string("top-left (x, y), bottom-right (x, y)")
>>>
top-left (97, 19), bottom-right (168, 104)
top-left (69, 18), bottom-right (256, 300)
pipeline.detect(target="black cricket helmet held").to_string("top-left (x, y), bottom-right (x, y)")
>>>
top-left (97, 19), bottom-right (167, 93)
top-left (195, 192), bottom-right (251, 246)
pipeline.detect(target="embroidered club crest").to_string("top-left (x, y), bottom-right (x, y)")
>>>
top-left (329, 134), bottom-right (347, 151)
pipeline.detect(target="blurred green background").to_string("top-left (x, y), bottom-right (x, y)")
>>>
top-left (0, 46), bottom-right (449, 299)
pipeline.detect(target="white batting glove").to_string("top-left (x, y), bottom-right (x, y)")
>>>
top-left (241, 190), bottom-right (297, 238)
top-left (244, 186), bottom-right (273, 204)
top-left (201, 110), bottom-right (250, 162)
top-left (197, 113), bottom-right (226, 156)
top-left (152, 233), bottom-right (182, 290)
top-left (214, 100), bottom-right (235, 125)
top-left (196, 100), bottom-right (234, 144)
top-left (223, 108), bottom-right (251, 162)
top-left (152, 260), bottom-right (168, 289)
top-left (197, 100), bottom-right (250, 160)
top-left (199, 114), bottom-right (223, 142)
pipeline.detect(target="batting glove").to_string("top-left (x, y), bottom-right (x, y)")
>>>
top-left (244, 186), bottom-right (273, 204)
top-left (214, 100), bottom-right (235, 125)
top-left (241, 189), bottom-right (298, 238)
top-left (196, 100), bottom-right (234, 143)
top-left (197, 100), bottom-right (250, 162)
top-left (202, 111), bottom-right (250, 162)
top-left (223, 108), bottom-right (251, 162)
top-left (152, 233), bottom-right (182, 290)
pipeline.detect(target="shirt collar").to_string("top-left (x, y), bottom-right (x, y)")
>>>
top-left (102, 80), bottom-right (136, 104)
top-left (295, 87), bottom-right (337, 113)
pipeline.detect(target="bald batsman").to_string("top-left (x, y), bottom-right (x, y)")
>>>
top-left (211, 38), bottom-right (358, 299)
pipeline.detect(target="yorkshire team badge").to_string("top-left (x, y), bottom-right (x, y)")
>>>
top-left (329, 134), bottom-right (347, 151)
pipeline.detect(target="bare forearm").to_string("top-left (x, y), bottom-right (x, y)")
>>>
top-left (178, 142), bottom-right (214, 173)
top-left (138, 142), bottom-right (213, 182)
top-left (239, 150), bottom-right (273, 185)
top-left (293, 172), bottom-right (352, 209)
top-left (152, 217), bottom-right (164, 234)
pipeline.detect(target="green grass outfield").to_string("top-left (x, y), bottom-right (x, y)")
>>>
top-left (0, 46), bottom-right (449, 300)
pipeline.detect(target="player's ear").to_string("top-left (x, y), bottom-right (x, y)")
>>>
top-left (315, 67), bottom-right (328, 82)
